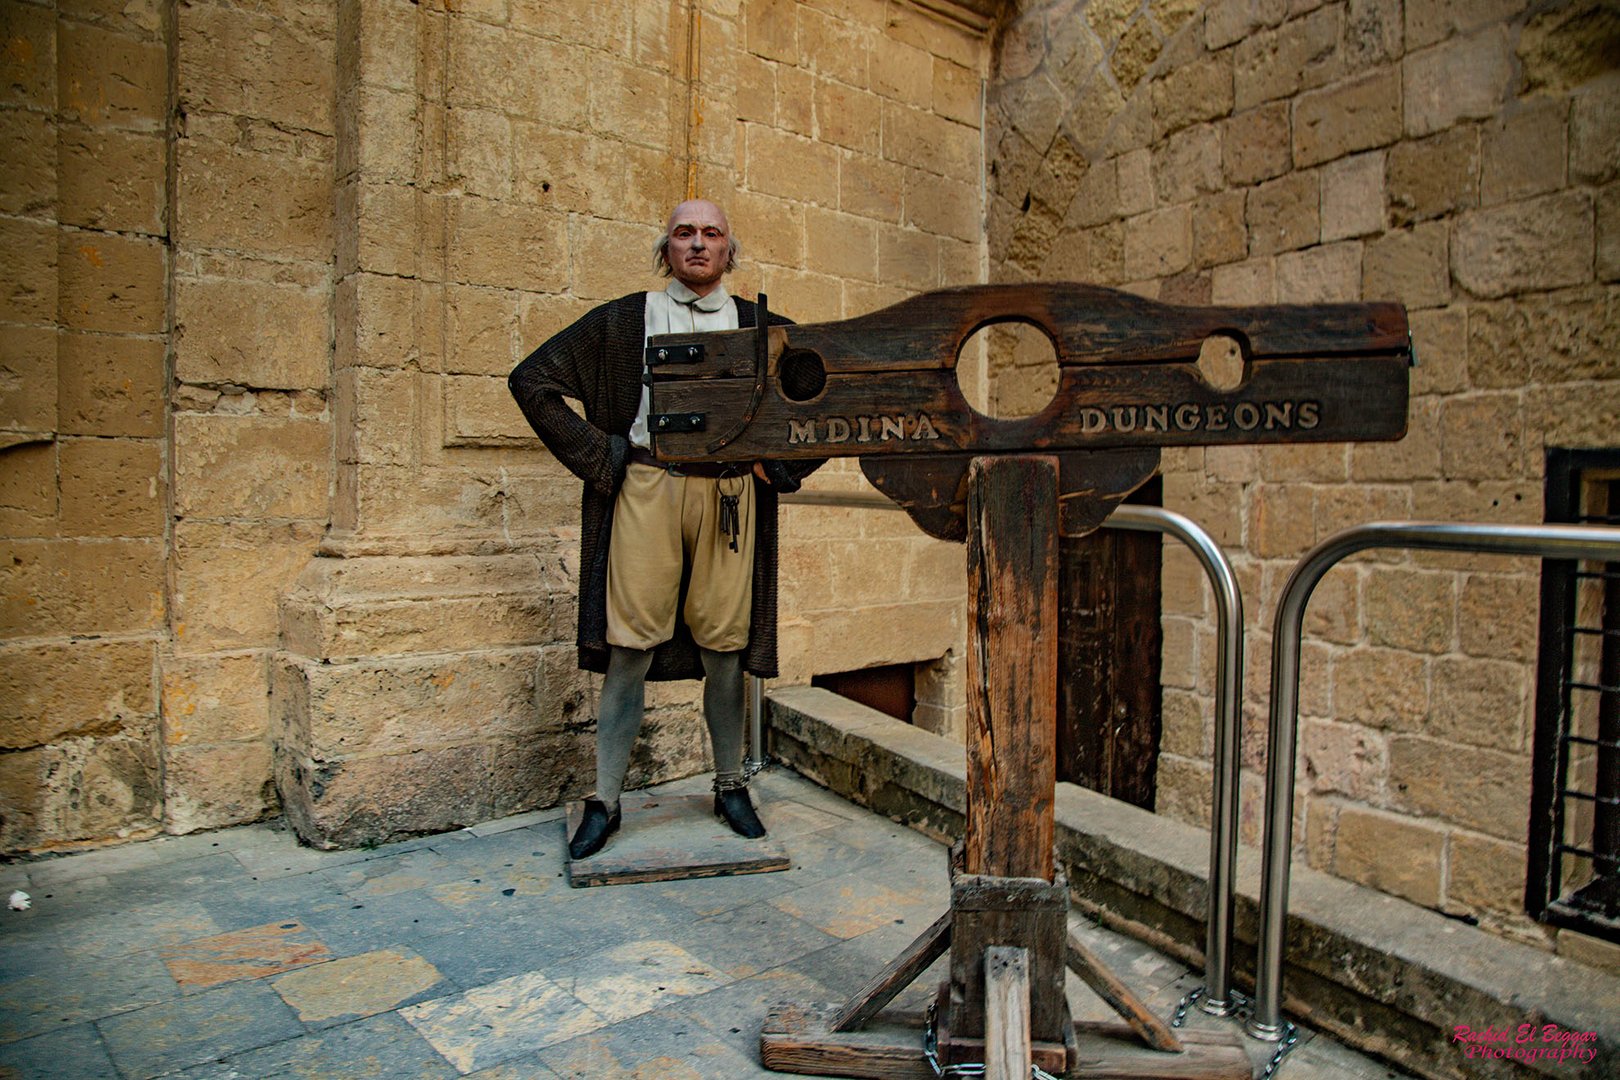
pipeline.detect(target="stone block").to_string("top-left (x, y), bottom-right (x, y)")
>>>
top-left (1467, 286), bottom-right (1618, 389)
top-left (177, 138), bottom-right (333, 264)
top-left (1518, 0), bottom-right (1620, 96)
top-left (1110, 15), bottom-right (1162, 91)
top-left (58, 19), bottom-right (166, 131)
top-left (585, 56), bottom-right (674, 151)
top-left (173, 415), bottom-right (330, 521)
top-left (1570, 75), bottom-right (1620, 185)
top-left (1161, 470), bottom-right (1243, 547)
top-left (0, 639), bottom-right (157, 750)
top-left (55, 330), bottom-right (162, 438)
top-left (57, 127), bottom-right (165, 234)
top-left (163, 651), bottom-right (269, 746)
top-left (1, 538), bottom-right (164, 638)
top-left (905, 173), bottom-right (980, 245)
top-left (58, 229), bottom-right (165, 334)
top-left (746, 0), bottom-right (797, 63)
top-left (1191, 190), bottom-right (1247, 269)
top-left (1221, 101), bottom-right (1291, 187)
top-left (1386, 125), bottom-right (1479, 227)
top-left (0, 325), bottom-right (56, 436)
top-left (798, 6), bottom-right (870, 89)
top-left (757, 266), bottom-right (843, 322)
top-left (1302, 718), bottom-right (1387, 801)
top-left (444, 106), bottom-right (510, 200)
top-left (1122, 205), bottom-right (1193, 281)
top-left (839, 151), bottom-right (903, 223)
top-left (1231, 6), bottom-right (1340, 110)
top-left (1294, 67), bottom-right (1401, 167)
top-left (1428, 655), bottom-right (1528, 752)
top-left (1204, 0), bottom-right (1288, 51)
top-left (1363, 221), bottom-right (1449, 309)
top-left (59, 437), bottom-right (163, 538)
top-left (172, 521), bottom-right (322, 651)
top-left (1388, 735), bottom-right (1530, 841)
top-left (812, 79), bottom-right (881, 157)
top-left (276, 740), bottom-right (495, 849)
top-left (746, 123), bottom-right (838, 205)
top-left (0, 1), bottom-right (55, 111)
top-left (1405, 0), bottom-right (1524, 52)
top-left (1320, 150), bottom-right (1385, 242)
top-left (336, 272), bottom-right (420, 371)
top-left (0, 441), bottom-right (53, 537)
top-left (877, 225), bottom-right (940, 291)
top-left (1211, 258), bottom-right (1275, 303)
top-left (1458, 572), bottom-right (1539, 664)
top-left (1332, 806), bottom-right (1444, 908)
top-left (1248, 170), bottom-right (1319, 255)
top-left (164, 741), bottom-right (276, 834)
top-left (564, 216), bottom-right (660, 303)
top-left (1405, 28), bottom-right (1513, 139)
top-left (0, 105), bottom-right (53, 218)
top-left (1153, 53), bottom-right (1234, 139)
top-left (1333, 647), bottom-right (1429, 732)
top-left (179, 2), bottom-right (334, 133)
top-left (444, 374), bottom-right (532, 446)
top-left (0, 216), bottom-right (54, 324)
top-left (1365, 567), bottom-right (1455, 653)
top-left (1600, 181), bottom-right (1620, 282)
top-left (1439, 392), bottom-right (1523, 481)
top-left (0, 732), bottom-right (161, 851)
top-left (803, 206), bottom-right (877, 281)
top-left (1452, 191), bottom-right (1594, 299)
top-left (1276, 241), bottom-right (1362, 302)
top-left (175, 276), bottom-right (330, 390)
top-left (882, 103), bottom-right (979, 183)
top-left (933, 57), bottom-right (981, 127)
top-left (1446, 829), bottom-right (1525, 918)
top-left (1259, 441), bottom-right (1350, 483)
top-left (1481, 97), bottom-right (1567, 206)
top-left (1405, 307), bottom-right (1466, 396)
top-left (1525, 378), bottom-right (1620, 450)
top-left (1311, 482), bottom-right (1412, 538)
top-left (1152, 123), bottom-right (1223, 206)
top-left (508, 122), bottom-right (592, 214)
top-left (446, 196), bottom-right (567, 293)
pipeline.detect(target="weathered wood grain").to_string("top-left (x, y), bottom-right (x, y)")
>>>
top-left (984, 946), bottom-right (1032, 1080)
top-left (829, 910), bottom-right (952, 1033)
top-left (1065, 929), bottom-right (1183, 1053)
top-left (564, 795), bottom-right (790, 888)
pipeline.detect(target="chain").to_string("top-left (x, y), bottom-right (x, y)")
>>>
top-left (922, 1001), bottom-right (1064, 1080)
top-left (1166, 985), bottom-right (1302, 1079)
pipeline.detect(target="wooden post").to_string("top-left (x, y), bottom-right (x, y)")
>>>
top-left (964, 455), bottom-right (1058, 881)
top-left (984, 946), bottom-right (1031, 1080)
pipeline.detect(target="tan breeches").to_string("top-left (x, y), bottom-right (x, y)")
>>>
top-left (606, 463), bottom-right (755, 652)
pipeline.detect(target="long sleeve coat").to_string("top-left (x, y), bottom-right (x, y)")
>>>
top-left (508, 291), bottom-right (815, 681)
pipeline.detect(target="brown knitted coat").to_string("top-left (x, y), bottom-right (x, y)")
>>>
top-left (508, 292), bottom-right (814, 680)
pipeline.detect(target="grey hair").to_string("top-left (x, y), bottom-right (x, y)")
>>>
top-left (652, 231), bottom-right (741, 277)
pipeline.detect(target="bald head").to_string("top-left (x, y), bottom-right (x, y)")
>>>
top-left (654, 199), bottom-right (738, 295)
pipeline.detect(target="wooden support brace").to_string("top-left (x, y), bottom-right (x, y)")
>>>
top-left (1065, 929), bottom-right (1183, 1053)
top-left (830, 910), bottom-right (952, 1033)
top-left (984, 946), bottom-right (1032, 1080)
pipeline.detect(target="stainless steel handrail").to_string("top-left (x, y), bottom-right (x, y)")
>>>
top-left (770, 489), bottom-right (1246, 1011)
top-left (1248, 521), bottom-right (1620, 1040)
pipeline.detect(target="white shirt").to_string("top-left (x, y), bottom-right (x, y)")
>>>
top-left (631, 280), bottom-right (739, 448)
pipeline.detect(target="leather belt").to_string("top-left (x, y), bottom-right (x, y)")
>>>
top-left (628, 446), bottom-right (749, 480)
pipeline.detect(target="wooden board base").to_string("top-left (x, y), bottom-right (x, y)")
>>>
top-left (761, 1001), bottom-right (1253, 1079)
top-left (565, 793), bottom-right (790, 888)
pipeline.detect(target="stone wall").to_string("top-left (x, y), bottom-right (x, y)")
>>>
top-left (985, 0), bottom-right (1619, 959)
top-left (2, 0), bottom-right (990, 851)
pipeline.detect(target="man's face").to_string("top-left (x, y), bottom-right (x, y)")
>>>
top-left (664, 200), bottom-right (730, 294)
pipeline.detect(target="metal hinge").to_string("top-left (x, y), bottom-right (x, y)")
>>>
top-left (651, 412), bottom-right (706, 433)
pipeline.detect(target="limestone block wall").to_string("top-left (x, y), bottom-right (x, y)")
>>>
top-left (2, 0), bottom-right (992, 851)
top-left (1, 0), bottom-right (170, 850)
top-left (986, 0), bottom-right (1619, 956)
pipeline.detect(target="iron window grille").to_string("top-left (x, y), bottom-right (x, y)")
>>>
top-left (1529, 449), bottom-right (1620, 943)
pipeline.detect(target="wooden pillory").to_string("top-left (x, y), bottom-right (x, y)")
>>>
top-left (647, 284), bottom-right (1412, 1078)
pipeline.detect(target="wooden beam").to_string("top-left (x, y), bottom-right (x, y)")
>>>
top-left (984, 946), bottom-right (1031, 1080)
top-left (1065, 929), bottom-right (1184, 1053)
top-left (829, 910), bottom-right (952, 1033)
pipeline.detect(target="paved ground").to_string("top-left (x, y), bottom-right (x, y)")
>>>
top-left (0, 769), bottom-right (1415, 1079)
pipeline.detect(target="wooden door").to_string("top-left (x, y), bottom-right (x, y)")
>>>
top-left (1056, 478), bottom-right (1163, 809)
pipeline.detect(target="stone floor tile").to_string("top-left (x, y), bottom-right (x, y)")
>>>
top-left (160, 919), bottom-right (332, 991)
top-left (426, 862), bottom-right (561, 915)
top-left (401, 970), bottom-right (609, 1074)
top-left (225, 827), bottom-right (380, 880)
top-left (96, 980), bottom-right (305, 1079)
top-left (0, 1020), bottom-right (119, 1078)
top-left (669, 900), bottom-right (842, 979)
top-left (175, 1012), bottom-right (461, 1079)
top-left (270, 946), bottom-right (449, 1027)
top-left (60, 899), bottom-right (224, 959)
top-left (316, 848), bottom-right (468, 900)
top-left (284, 883), bottom-right (470, 959)
top-left (548, 940), bottom-right (732, 1024)
top-left (768, 873), bottom-right (928, 939)
top-left (466, 806), bottom-right (566, 837)
top-left (0, 950), bottom-right (177, 1042)
top-left (535, 995), bottom-right (774, 1079)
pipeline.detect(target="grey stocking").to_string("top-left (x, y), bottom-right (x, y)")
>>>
top-left (699, 647), bottom-right (747, 789)
top-left (595, 645), bottom-right (654, 810)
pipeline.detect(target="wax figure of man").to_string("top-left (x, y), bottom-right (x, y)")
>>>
top-left (509, 200), bottom-right (819, 860)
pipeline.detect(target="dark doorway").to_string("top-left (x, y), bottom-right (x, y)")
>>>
top-left (1056, 477), bottom-right (1164, 810)
top-left (814, 663), bottom-right (917, 724)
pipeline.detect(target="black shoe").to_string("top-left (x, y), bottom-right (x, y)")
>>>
top-left (714, 788), bottom-right (766, 839)
top-left (568, 799), bottom-right (620, 860)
